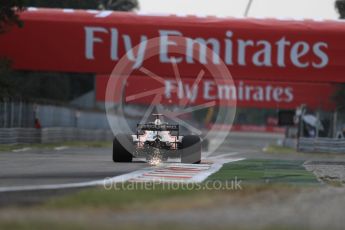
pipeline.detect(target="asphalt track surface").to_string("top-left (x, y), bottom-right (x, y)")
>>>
top-left (0, 147), bottom-right (148, 187)
top-left (0, 147), bottom-right (149, 206)
top-left (2, 132), bottom-right (345, 229)
top-left (3, 131), bottom-right (344, 190)
top-left (0, 132), bottom-right (281, 188)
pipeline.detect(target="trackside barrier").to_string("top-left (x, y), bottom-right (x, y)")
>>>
top-left (0, 128), bottom-right (114, 144)
top-left (283, 138), bottom-right (298, 149)
top-left (209, 124), bottom-right (285, 134)
top-left (298, 138), bottom-right (345, 153)
top-left (0, 128), bottom-right (41, 144)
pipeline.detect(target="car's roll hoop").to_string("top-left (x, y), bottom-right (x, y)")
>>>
top-left (136, 114), bottom-right (179, 140)
top-left (152, 113), bottom-right (163, 120)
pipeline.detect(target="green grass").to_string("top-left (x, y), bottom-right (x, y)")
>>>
top-left (0, 221), bottom-right (302, 230)
top-left (8, 183), bottom-right (306, 230)
top-left (208, 159), bottom-right (319, 185)
top-left (0, 159), bottom-right (320, 230)
top-left (0, 221), bottom-right (306, 230)
top-left (0, 221), bottom-right (90, 230)
top-left (0, 141), bottom-right (111, 152)
top-left (263, 145), bottom-right (298, 154)
top-left (44, 184), bottom-right (200, 210)
top-left (43, 159), bottom-right (319, 211)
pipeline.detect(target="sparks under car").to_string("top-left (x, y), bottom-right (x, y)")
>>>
top-left (112, 114), bottom-right (201, 164)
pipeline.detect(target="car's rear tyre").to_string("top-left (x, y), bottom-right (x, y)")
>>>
top-left (113, 134), bottom-right (133, 162)
top-left (181, 135), bottom-right (201, 164)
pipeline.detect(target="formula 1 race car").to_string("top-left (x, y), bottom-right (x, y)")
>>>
top-left (112, 114), bottom-right (201, 164)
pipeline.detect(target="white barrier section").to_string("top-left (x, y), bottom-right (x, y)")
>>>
top-left (298, 138), bottom-right (345, 153)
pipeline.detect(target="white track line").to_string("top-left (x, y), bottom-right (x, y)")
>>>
top-left (0, 157), bottom-right (245, 193)
top-left (12, 147), bottom-right (31, 153)
top-left (54, 146), bottom-right (69, 151)
top-left (0, 167), bottom-right (154, 193)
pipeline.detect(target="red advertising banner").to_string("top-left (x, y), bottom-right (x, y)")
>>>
top-left (96, 75), bottom-right (335, 110)
top-left (1, 8), bottom-right (345, 83)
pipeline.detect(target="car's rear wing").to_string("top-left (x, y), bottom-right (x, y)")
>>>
top-left (136, 123), bottom-right (180, 140)
top-left (137, 124), bottom-right (179, 132)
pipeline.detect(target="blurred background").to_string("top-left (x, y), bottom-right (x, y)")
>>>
top-left (0, 0), bottom-right (345, 153)
top-left (1, 2), bottom-right (345, 230)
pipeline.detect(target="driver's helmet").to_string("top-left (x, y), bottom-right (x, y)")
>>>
top-left (154, 119), bottom-right (162, 126)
